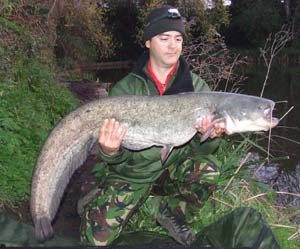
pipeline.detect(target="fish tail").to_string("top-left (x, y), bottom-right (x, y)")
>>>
top-left (35, 217), bottom-right (54, 242)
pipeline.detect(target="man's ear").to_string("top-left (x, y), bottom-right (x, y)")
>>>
top-left (145, 40), bottom-right (150, 48)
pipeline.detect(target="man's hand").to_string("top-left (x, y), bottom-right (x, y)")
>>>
top-left (195, 116), bottom-right (225, 139)
top-left (98, 118), bottom-right (126, 156)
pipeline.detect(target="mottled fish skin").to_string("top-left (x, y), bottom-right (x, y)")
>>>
top-left (30, 91), bottom-right (278, 242)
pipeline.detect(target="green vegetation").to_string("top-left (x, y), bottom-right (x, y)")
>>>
top-left (227, 0), bottom-right (284, 47)
top-left (0, 56), bottom-right (78, 205)
top-left (0, 2), bottom-right (78, 204)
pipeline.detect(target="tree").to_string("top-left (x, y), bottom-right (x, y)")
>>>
top-left (177, 0), bottom-right (230, 41)
top-left (283, 0), bottom-right (300, 44)
top-left (134, 0), bottom-right (230, 46)
top-left (48, 0), bottom-right (117, 68)
top-left (226, 0), bottom-right (284, 47)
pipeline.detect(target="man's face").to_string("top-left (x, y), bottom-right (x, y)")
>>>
top-left (145, 31), bottom-right (183, 67)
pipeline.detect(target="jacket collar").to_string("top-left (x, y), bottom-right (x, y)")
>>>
top-left (132, 52), bottom-right (194, 95)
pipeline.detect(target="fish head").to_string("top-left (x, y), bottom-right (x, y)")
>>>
top-left (216, 95), bottom-right (279, 135)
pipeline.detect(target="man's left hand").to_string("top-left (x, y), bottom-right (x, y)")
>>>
top-left (195, 116), bottom-right (225, 139)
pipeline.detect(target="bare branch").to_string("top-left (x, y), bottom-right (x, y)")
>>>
top-left (183, 34), bottom-right (248, 92)
top-left (259, 25), bottom-right (293, 97)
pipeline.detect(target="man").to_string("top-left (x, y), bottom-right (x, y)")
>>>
top-left (80, 5), bottom-right (223, 246)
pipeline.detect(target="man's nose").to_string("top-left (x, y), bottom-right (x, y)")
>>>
top-left (168, 38), bottom-right (177, 48)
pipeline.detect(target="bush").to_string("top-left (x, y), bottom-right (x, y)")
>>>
top-left (0, 56), bottom-right (78, 205)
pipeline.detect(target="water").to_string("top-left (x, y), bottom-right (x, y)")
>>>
top-left (242, 65), bottom-right (300, 170)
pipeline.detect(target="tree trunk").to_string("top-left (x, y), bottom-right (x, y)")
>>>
top-left (47, 0), bottom-right (65, 45)
top-left (284, 0), bottom-right (290, 20)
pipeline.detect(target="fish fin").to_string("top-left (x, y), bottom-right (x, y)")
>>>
top-left (200, 117), bottom-right (225, 143)
top-left (35, 217), bottom-right (54, 242)
top-left (161, 144), bottom-right (174, 164)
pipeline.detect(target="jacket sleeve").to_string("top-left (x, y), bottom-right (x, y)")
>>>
top-left (98, 146), bottom-right (132, 165)
top-left (191, 72), bottom-right (211, 92)
top-left (109, 74), bottom-right (139, 96)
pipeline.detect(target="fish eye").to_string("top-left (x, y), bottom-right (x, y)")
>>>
top-left (241, 111), bottom-right (246, 116)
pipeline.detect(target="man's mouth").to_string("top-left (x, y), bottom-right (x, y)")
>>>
top-left (166, 52), bottom-right (177, 56)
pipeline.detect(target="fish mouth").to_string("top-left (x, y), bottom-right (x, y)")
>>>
top-left (224, 115), bottom-right (279, 134)
top-left (270, 117), bottom-right (279, 128)
top-left (264, 106), bottom-right (278, 128)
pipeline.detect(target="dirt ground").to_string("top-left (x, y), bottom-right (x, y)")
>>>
top-left (53, 154), bottom-right (101, 239)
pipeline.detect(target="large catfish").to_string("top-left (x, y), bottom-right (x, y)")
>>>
top-left (30, 91), bottom-right (278, 242)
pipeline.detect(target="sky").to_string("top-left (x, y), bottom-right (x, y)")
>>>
top-left (205, 0), bottom-right (231, 8)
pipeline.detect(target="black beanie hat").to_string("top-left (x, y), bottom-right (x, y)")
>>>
top-left (143, 5), bottom-right (186, 42)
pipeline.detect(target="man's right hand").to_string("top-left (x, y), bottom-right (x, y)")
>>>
top-left (98, 118), bottom-right (126, 156)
